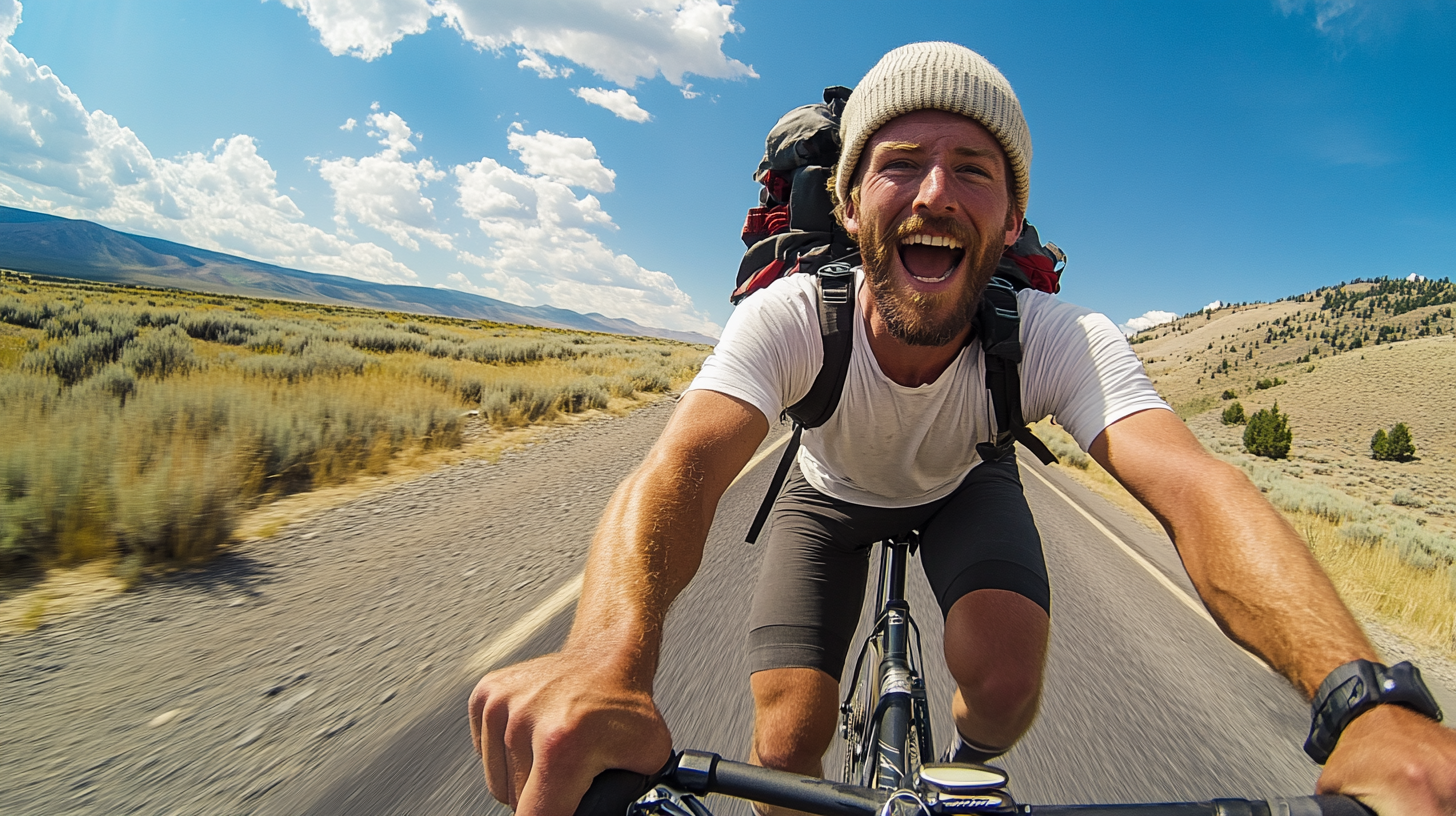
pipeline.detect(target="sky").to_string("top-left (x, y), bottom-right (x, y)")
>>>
top-left (1, 1), bottom-right (1453, 339)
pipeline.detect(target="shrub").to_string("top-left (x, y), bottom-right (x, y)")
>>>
top-left (89, 364), bottom-right (137, 405)
top-left (1392, 489), bottom-right (1423, 508)
top-left (1254, 377), bottom-right (1285, 390)
top-left (179, 311), bottom-right (260, 344)
top-left (1371, 423), bottom-right (1415, 461)
top-left (1243, 402), bottom-right (1292, 459)
top-left (122, 325), bottom-right (198, 379)
top-left (22, 325), bottom-right (137, 385)
top-left (1220, 389), bottom-right (1237, 400)
top-left (1221, 401), bottom-right (1246, 425)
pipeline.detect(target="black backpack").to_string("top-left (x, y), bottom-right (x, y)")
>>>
top-left (734, 88), bottom-right (1067, 543)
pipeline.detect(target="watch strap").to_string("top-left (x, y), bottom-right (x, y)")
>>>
top-left (1304, 660), bottom-right (1443, 764)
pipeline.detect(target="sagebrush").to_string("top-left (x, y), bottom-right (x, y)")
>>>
top-left (0, 280), bottom-right (709, 571)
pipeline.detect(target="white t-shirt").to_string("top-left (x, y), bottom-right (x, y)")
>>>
top-left (687, 271), bottom-right (1171, 508)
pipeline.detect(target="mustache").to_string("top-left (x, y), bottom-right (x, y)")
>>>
top-left (889, 214), bottom-right (980, 250)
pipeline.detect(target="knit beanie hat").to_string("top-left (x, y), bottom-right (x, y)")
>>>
top-left (835, 42), bottom-right (1031, 216)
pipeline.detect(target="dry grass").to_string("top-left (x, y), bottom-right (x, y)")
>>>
top-left (1048, 280), bottom-right (1456, 657)
top-left (1295, 511), bottom-right (1456, 658)
top-left (0, 278), bottom-right (708, 598)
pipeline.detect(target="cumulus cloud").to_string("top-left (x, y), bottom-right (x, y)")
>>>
top-left (506, 128), bottom-right (616, 192)
top-left (272, 0), bottom-right (756, 87)
top-left (1118, 310), bottom-right (1179, 337)
top-left (451, 132), bottom-right (720, 337)
top-left (318, 110), bottom-right (453, 251)
top-left (573, 87), bottom-right (651, 122)
top-left (0, 12), bottom-right (417, 283)
top-left (1203, 300), bottom-right (1224, 312)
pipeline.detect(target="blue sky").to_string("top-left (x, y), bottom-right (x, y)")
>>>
top-left (1, 1), bottom-right (1452, 338)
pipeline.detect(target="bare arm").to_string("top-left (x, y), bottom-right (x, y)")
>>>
top-left (1089, 407), bottom-right (1372, 691)
top-left (1091, 408), bottom-right (1456, 813)
top-left (469, 390), bottom-right (769, 816)
top-left (569, 389), bottom-right (770, 686)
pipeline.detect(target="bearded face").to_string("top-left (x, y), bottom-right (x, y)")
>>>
top-left (858, 210), bottom-right (1006, 347)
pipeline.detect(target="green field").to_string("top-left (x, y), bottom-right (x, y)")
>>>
top-left (0, 278), bottom-right (708, 574)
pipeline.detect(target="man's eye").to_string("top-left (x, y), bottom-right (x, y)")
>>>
top-left (957, 164), bottom-right (992, 177)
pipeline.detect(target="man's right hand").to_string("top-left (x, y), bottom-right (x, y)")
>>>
top-left (468, 652), bottom-right (673, 816)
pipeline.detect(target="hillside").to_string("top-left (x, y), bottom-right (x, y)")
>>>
top-left (1128, 277), bottom-right (1456, 538)
top-left (0, 206), bottom-right (716, 346)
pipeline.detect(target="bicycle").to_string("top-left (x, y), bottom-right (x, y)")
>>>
top-left (568, 530), bottom-right (1376, 816)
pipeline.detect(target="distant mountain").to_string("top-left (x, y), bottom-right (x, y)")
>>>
top-left (0, 206), bottom-right (716, 345)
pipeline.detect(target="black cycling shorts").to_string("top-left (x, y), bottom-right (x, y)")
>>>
top-left (746, 457), bottom-right (1049, 679)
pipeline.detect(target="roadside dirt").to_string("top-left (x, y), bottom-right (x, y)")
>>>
top-left (0, 396), bottom-right (680, 816)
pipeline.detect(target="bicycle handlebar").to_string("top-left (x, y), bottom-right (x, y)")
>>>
top-left (571, 752), bottom-right (1376, 816)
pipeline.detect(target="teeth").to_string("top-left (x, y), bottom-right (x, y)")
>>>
top-left (911, 271), bottom-right (953, 283)
top-left (900, 233), bottom-right (963, 249)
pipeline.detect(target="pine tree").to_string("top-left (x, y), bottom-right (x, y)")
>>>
top-left (1221, 401), bottom-right (1246, 425)
top-left (1244, 402), bottom-right (1292, 459)
top-left (1372, 423), bottom-right (1416, 461)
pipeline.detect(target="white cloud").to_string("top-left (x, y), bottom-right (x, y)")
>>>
top-left (317, 110), bottom-right (452, 252)
top-left (274, 0), bottom-right (435, 60)
top-left (573, 87), bottom-right (651, 123)
top-left (517, 48), bottom-right (571, 79)
top-left (0, 3), bottom-right (718, 334)
top-left (680, 83), bottom-right (700, 100)
top-left (452, 135), bottom-right (720, 337)
top-left (1407, 273), bottom-right (1425, 282)
top-left (1118, 310), bottom-right (1179, 336)
top-left (507, 128), bottom-right (616, 192)
top-left (0, 14), bottom-right (418, 284)
top-left (1203, 300), bottom-right (1224, 312)
top-left (340, 117), bottom-right (357, 131)
top-left (272, 0), bottom-right (756, 87)
top-left (1274, 0), bottom-right (1415, 46)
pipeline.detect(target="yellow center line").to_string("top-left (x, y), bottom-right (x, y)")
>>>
top-left (1019, 458), bottom-right (1271, 673)
top-left (465, 430), bottom-right (792, 675)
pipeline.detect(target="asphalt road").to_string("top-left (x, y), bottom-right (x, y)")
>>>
top-left (273, 427), bottom-right (1331, 815)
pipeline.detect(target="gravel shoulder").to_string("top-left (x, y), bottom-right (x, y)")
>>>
top-left (0, 397), bottom-right (681, 816)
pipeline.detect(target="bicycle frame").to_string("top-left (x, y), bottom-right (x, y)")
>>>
top-left (841, 532), bottom-right (935, 790)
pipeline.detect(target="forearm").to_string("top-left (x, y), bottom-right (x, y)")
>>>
top-left (565, 449), bottom-right (716, 688)
top-left (1153, 459), bottom-right (1376, 696)
top-left (1093, 409), bottom-right (1375, 697)
top-left (560, 390), bottom-right (769, 690)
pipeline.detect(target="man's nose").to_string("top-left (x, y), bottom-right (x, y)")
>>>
top-left (913, 163), bottom-right (955, 215)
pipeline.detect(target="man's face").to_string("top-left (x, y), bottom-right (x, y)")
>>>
top-left (844, 110), bottom-right (1022, 347)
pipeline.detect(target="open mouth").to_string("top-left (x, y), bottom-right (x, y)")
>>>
top-left (897, 233), bottom-right (966, 284)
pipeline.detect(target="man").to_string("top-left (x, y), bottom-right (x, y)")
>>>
top-left (470, 42), bottom-right (1456, 816)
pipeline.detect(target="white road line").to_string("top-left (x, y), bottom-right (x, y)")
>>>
top-left (465, 431), bottom-right (792, 675)
top-left (1020, 460), bottom-right (1271, 673)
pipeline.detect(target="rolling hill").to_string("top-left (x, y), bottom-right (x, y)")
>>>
top-left (1126, 277), bottom-right (1456, 537)
top-left (0, 206), bottom-right (716, 345)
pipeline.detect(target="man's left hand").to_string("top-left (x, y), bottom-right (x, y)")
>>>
top-left (1318, 703), bottom-right (1456, 815)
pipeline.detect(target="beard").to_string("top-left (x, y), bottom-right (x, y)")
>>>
top-left (859, 212), bottom-right (1005, 347)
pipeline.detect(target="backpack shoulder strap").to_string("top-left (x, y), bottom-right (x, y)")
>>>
top-left (745, 263), bottom-right (855, 544)
top-left (976, 276), bottom-right (1058, 466)
top-left (784, 262), bottom-right (855, 428)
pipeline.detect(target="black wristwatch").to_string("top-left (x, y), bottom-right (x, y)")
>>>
top-left (1304, 659), bottom-right (1444, 764)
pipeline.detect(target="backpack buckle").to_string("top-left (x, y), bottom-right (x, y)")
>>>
top-left (819, 262), bottom-right (853, 305)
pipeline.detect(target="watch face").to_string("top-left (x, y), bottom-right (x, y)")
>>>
top-left (917, 763), bottom-right (1008, 792)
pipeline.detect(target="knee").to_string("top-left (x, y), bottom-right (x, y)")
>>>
top-left (944, 590), bottom-right (1048, 715)
top-left (750, 668), bottom-right (839, 773)
top-left (956, 661), bottom-right (1043, 715)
